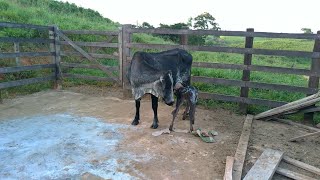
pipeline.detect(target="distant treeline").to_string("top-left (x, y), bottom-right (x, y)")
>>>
top-left (135, 12), bottom-right (221, 45)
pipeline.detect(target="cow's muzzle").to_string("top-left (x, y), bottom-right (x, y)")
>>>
top-left (164, 98), bottom-right (174, 106)
top-left (166, 101), bottom-right (174, 106)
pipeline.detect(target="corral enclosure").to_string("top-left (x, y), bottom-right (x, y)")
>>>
top-left (1, 22), bottom-right (320, 121)
top-left (1, 22), bottom-right (320, 179)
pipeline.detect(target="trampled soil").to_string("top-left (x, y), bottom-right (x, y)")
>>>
top-left (0, 86), bottom-right (319, 179)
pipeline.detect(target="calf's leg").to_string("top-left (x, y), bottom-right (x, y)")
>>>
top-left (188, 103), bottom-right (196, 132)
top-left (169, 96), bottom-right (183, 131)
top-left (182, 101), bottom-right (190, 120)
top-left (151, 95), bottom-right (159, 129)
top-left (131, 99), bottom-right (140, 125)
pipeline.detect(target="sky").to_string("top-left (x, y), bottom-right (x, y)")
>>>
top-left (60, 0), bottom-right (319, 33)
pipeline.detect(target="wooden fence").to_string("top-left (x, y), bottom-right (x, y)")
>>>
top-left (1, 22), bottom-right (320, 120)
top-left (121, 25), bottom-right (320, 121)
top-left (0, 22), bottom-right (120, 101)
top-left (0, 22), bottom-right (58, 93)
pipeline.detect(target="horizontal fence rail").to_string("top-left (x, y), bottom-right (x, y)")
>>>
top-left (127, 43), bottom-right (319, 58)
top-left (61, 30), bottom-right (118, 35)
top-left (192, 76), bottom-right (317, 94)
top-left (0, 52), bottom-right (55, 59)
top-left (198, 92), bottom-right (286, 107)
top-left (61, 62), bottom-right (118, 71)
top-left (0, 37), bottom-right (54, 44)
top-left (60, 51), bottom-right (118, 59)
top-left (0, 75), bottom-right (56, 89)
top-left (63, 73), bottom-right (116, 82)
top-left (0, 22), bottom-right (53, 30)
top-left (60, 41), bottom-right (118, 48)
top-left (128, 28), bottom-right (320, 40)
top-left (0, 64), bottom-right (56, 74)
top-left (192, 62), bottom-right (319, 77)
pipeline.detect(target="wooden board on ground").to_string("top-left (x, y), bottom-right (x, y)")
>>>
top-left (233, 114), bottom-right (254, 180)
top-left (224, 156), bottom-right (234, 180)
top-left (276, 167), bottom-right (318, 180)
top-left (243, 148), bottom-right (283, 180)
top-left (274, 118), bottom-right (320, 132)
top-left (289, 131), bottom-right (320, 142)
top-left (282, 156), bottom-right (320, 176)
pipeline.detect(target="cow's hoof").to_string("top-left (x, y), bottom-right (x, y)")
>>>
top-left (150, 123), bottom-right (158, 129)
top-left (131, 120), bottom-right (139, 125)
top-left (182, 114), bottom-right (188, 120)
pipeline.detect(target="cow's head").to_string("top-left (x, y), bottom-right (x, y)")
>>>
top-left (160, 70), bottom-right (174, 106)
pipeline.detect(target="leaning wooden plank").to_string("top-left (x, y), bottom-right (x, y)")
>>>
top-left (243, 148), bottom-right (283, 180)
top-left (254, 96), bottom-right (320, 120)
top-left (57, 31), bottom-right (118, 82)
top-left (282, 156), bottom-right (320, 176)
top-left (255, 97), bottom-right (320, 120)
top-left (254, 92), bottom-right (320, 119)
top-left (274, 118), bottom-right (320, 132)
top-left (276, 167), bottom-right (317, 180)
top-left (233, 114), bottom-right (254, 180)
top-left (224, 156), bottom-right (234, 180)
top-left (289, 131), bottom-right (320, 142)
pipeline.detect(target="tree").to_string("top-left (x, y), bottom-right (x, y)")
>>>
top-left (139, 22), bottom-right (154, 29)
top-left (301, 28), bottom-right (313, 34)
top-left (158, 23), bottom-right (189, 43)
top-left (193, 12), bottom-right (220, 30)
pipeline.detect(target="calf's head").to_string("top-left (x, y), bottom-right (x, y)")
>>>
top-left (160, 71), bottom-right (174, 106)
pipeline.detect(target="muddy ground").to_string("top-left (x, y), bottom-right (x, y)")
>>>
top-left (0, 85), bottom-right (319, 179)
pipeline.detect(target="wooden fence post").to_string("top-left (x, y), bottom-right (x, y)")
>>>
top-left (51, 25), bottom-right (62, 90)
top-left (14, 42), bottom-right (20, 66)
top-left (239, 28), bottom-right (254, 114)
top-left (118, 26), bottom-right (123, 84)
top-left (180, 27), bottom-right (188, 46)
top-left (304, 30), bottom-right (320, 123)
top-left (121, 24), bottom-right (132, 98)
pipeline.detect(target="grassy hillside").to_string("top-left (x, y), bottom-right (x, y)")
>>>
top-left (0, 0), bottom-right (118, 31)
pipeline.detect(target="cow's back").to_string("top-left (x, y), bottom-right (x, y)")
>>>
top-left (127, 49), bottom-right (192, 99)
top-left (128, 49), bottom-right (192, 86)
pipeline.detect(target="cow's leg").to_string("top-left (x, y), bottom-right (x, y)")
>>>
top-left (131, 99), bottom-right (141, 125)
top-left (169, 96), bottom-right (183, 131)
top-left (150, 95), bottom-right (159, 129)
top-left (182, 101), bottom-right (190, 120)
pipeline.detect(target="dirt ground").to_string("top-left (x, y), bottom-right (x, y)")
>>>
top-left (245, 119), bottom-right (320, 179)
top-left (1, 85), bottom-right (319, 179)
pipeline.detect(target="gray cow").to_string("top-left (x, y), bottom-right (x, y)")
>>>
top-left (127, 48), bottom-right (193, 129)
